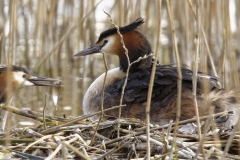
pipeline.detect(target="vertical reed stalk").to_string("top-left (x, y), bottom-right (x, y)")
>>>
top-left (166, 0), bottom-right (182, 158)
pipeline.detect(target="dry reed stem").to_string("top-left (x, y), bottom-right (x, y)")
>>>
top-left (89, 131), bottom-right (109, 141)
top-left (145, 0), bottom-right (162, 158)
top-left (8, 0), bottom-right (17, 64)
top-left (223, 1), bottom-right (239, 87)
top-left (91, 52), bottom-right (108, 144)
top-left (165, 0), bottom-right (183, 158)
top-left (1, 111), bottom-right (8, 131)
top-left (89, 52), bottom-right (109, 145)
top-left (221, 117), bottom-right (240, 159)
top-left (188, 0), bottom-right (219, 79)
top-left (60, 119), bottom-right (133, 130)
top-left (221, 29), bottom-right (226, 88)
top-left (103, 13), bottom-right (156, 144)
top-left (22, 134), bottom-right (53, 153)
top-left (199, 105), bottom-right (222, 154)
top-left (60, 139), bottom-right (72, 159)
top-left (24, 128), bottom-right (44, 138)
top-left (43, 93), bottom-right (47, 130)
top-left (0, 138), bottom-right (35, 144)
top-left (90, 117), bottom-right (102, 146)
top-left (45, 136), bottom-right (62, 160)
top-left (40, 104), bottom-right (126, 135)
top-left (191, 1), bottom-right (205, 158)
top-left (100, 52), bottom-right (108, 117)
top-left (0, 104), bottom-right (66, 122)
top-left (95, 139), bottom-right (129, 160)
top-left (63, 141), bottom-right (91, 160)
top-left (103, 10), bottom-right (130, 138)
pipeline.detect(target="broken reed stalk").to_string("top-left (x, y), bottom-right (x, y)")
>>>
top-left (24, 128), bottom-right (44, 138)
top-left (90, 52), bottom-right (108, 145)
top-left (103, 10), bottom-right (130, 138)
top-left (22, 134), bottom-right (53, 153)
top-left (63, 142), bottom-right (91, 160)
top-left (165, 0), bottom-right (183, 158)
top-left (0, 104), bottom-right (67, 122)
top-left (145, 1), bottom-right (162, 159)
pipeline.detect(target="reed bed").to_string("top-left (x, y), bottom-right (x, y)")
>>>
top-left (0, 0), bottom-right (240, 159)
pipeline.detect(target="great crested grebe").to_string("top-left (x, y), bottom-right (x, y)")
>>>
top-left (0, 65), bottom-right (61, 103)
top-left (74, 18), bottom-right (240, 127)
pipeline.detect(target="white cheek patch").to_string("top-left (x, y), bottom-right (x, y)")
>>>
top-left (13, 72), bottom-right (34, 86)
top-left (100, 36), bottom-right (116, 54)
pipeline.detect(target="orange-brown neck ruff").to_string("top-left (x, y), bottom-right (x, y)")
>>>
top-left (113, 31), bottom-right (153, 72)
top-left (0, 71), bottom-right (19, 103)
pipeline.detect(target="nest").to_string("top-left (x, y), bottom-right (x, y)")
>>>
top-left (0, 104), bottom-right (240, 160)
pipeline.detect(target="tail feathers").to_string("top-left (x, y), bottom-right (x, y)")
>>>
top-left (207, 89), bottom-right (240, 129)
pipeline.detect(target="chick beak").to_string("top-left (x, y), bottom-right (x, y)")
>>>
top-left (74, 46), bottom-right (101, 56)
top-left (27, 76), bottom-right (62, 87)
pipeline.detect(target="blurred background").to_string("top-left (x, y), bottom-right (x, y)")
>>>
top-left (0, 0), bottom-right (240, 128)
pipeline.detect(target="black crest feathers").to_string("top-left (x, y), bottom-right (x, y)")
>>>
top-left (0, 65), bottom-right (30, 74)
top-left (97, 18), bottom-right (145, 43)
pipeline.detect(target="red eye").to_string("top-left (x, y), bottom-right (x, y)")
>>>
top-left (22, 74), bottom-right (26, 78)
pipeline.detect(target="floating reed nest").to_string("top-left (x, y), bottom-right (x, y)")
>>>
top-left (0, 104), bottom-right (239, 159)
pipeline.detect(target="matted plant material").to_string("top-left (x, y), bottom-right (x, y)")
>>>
top-left (0, 108), bottom-right (239, 159)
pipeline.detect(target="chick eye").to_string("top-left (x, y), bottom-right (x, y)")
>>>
top-left (22, 74), bottom-right (27, 78)
top-left (104, 40), bottom-right (108, 44)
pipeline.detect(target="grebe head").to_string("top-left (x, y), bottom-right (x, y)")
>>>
top-left (74, 18), bottom-right (153, 72)
top-left (0, 65), bottom-right (61, 88)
